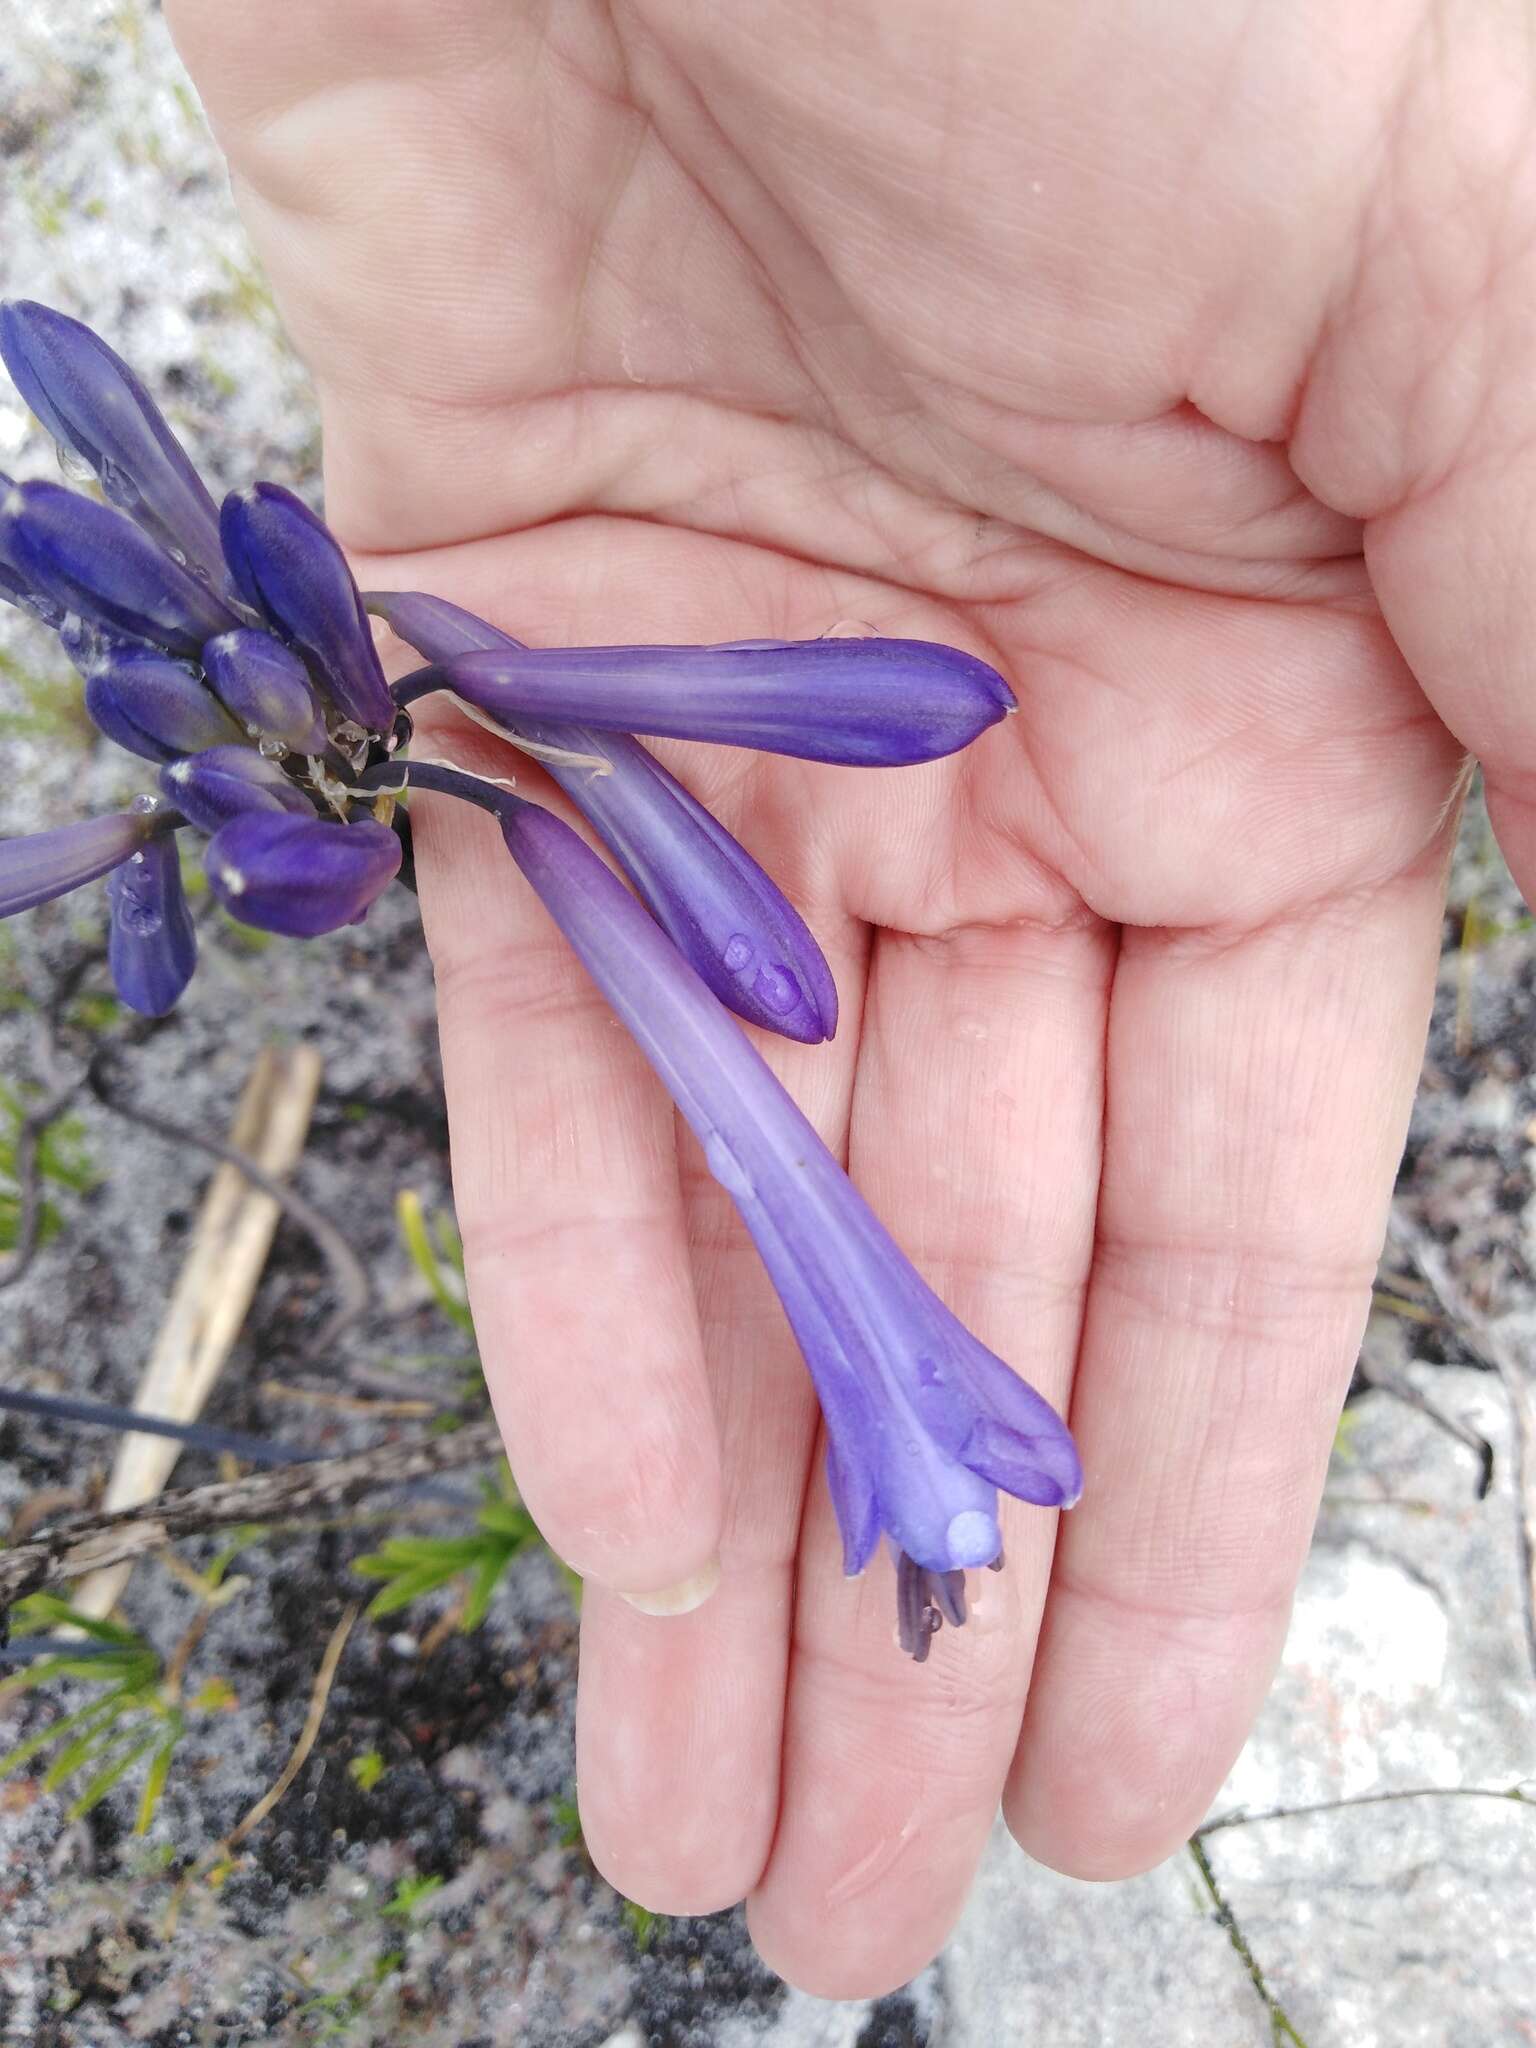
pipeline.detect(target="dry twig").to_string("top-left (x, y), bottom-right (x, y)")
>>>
top-left (0, 1417), bottom-right (503, 1610)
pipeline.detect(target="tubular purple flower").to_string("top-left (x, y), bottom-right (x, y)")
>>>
top-left (220, 484), bottom-right (394, 734)
top-left (396, 634), bottom-right (1017, 768)
top-left (0, 300), bottom-right (226, 589)
top-left (159, 745), bottom-right (316, 835)
top-left (83, 647), bottom-right (241, 764)
top-left (106, 834), bottom-right (196, 1016)
top-left (402, 764), bottom-right (1080, 1653)
top-left (371, 590), bottom-right (837, 1043)
top-left (204, 812), bottom-right (401, 937)
top-left (202, 628), bottom-right (329, 753)
top-left (0, 808), bottom-right (162, 918)
top-left (0, 479), bottom-right (237, 655)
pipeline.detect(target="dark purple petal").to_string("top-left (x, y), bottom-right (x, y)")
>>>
top-left (106, 834), bottom-right (196, 1016)
top-left (202, 628), bottom-right (328, 752)
top-left (0, 300), bottom-right (225, 588)
top-left (159, 745), bottom-right (315, 834)
top-left (0, 809), bottom-right (159, 917)
top-left (83, 648), bottom-right (240, 763)
top-left (220, 485), bottom-right (393, 733)
top-left (371, 591), bottom-right (837, 1041)
top-left (204, 813), bottom-right (401, 936)
top-left (0, 479), bottom-right (237, 655)
top-left (0, 468), bottom-right (66, 625)
top-left (411, 635), bottom-right (1016, 767)
top-left (487, 791), bottom-right (1078, 1580)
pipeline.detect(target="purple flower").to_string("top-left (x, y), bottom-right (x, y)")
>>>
top-left (82, 647), bottom-right (241, 764)
top-left (371, 590), bottom-right (837, 1043)
top-left (204, 812), bottom-right (402, 937)
top-left (0, 479), bottom-right (237, 656)
top-left (404, 763), bottom-right (1081, 1656)
top-left (106, 834), bottom-right (196, 1017)
top-left (0, 807), bottom-right (163, 917)
top-left (202, 628), bottom-right (329, 753)
top-left (397, 634), bottom-right (1016, 768)
top-left (220, 484), bottom-right (395, 734)
top-left (0, 300), bottom-right (226, 590)
top-left (159, 745), bottom-right (316, 835)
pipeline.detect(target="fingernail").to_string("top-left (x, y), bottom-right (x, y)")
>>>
top-left (617, 1557), bottom-right (721, 1617)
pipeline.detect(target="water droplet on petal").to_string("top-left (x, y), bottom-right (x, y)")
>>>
top-left (755, 961), bottom-right (802, 1015)
top-left (55, 441), bottom-right (94, 484)
top-left (825, 617), bottom-right (879, 639)
top-left (703, 1130), bottom-right (754, 1200)
top-left (257, 737), bottom-right (288, 760)
top-left (722, 933), bottom-right (754, 973)
top-left (98, 456), bottom-right (131, 504)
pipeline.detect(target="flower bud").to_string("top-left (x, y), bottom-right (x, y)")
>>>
top-left (83, 648), bottom-right (241, 763)
top-left (0, 479), bottom-right (237, 655)
top-left (106, 833), bottom-right (197, 1015)
top-left (407, 634), bottom-right (1017, 768)
top-left (220, 484), bottom-right (394, 733)
top-left (159, 744), bottom-right (314, 834)
top-left (202, 628), bottom-right (329, 752)
top-left (204, 813), bottom-right (401, 936)
top-left (0, 299), bottom-right (226, 589)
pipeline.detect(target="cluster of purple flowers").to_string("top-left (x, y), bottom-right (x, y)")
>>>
top-left (0, 303), bottom-right (1080, 1657)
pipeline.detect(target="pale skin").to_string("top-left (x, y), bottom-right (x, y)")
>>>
top-left (168, 0), bottom-right (1536, 1997)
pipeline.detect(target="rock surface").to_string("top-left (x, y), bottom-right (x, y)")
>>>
top-left (1, 6), bottom-right (1533, 2044)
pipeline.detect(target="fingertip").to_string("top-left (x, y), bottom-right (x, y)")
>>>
top-left (1002, 1596), bottom-right (1288, 1880)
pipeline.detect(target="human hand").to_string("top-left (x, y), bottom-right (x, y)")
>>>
top-left (168, 0), bottom-right (1536, 1995)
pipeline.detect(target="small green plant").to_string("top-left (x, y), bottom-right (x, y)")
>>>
top-left (621, 1899), bottom-right (667, 1951)
top-left (396, 1189), bottom-right (473, 1334)
top-left (353, 1469), bottom-right (536, 1629)
top-left (0, 1597), bottom-right (188, 1833)
top-left (347, 1750), bottom-right (386, 1793)
top-left (381, 1871), bottom-right (443, 1920)
top-left (0, 1084), bottom-right (98, 1252)
top-left (0, 645), bottom-right (93, 745)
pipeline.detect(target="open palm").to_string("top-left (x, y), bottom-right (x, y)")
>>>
top-left (171, 0), bottom-right (1536, 1996)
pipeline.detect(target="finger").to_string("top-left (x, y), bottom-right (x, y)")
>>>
top-left (1006, 860), bottom-right (1448, 1878)
top-left (575, 940), bottom-right (866, 1912)
top-left (409, 715), bottom-right (723, 1599)
top-left (746, 913), bottom-right (1114, 1998)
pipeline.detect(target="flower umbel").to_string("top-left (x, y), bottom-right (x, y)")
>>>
top-left (0, 299), bottom-right (1073, 1655)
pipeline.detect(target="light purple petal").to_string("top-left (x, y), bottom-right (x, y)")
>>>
top-left (372, 590), bottom-right (837, 1041)
top-left (0, 810), bottom-right (159, 918)
top-left (490, 792), bottom-right (1076, 1578)
top-left (411, 635), bottom-right (1016, 767)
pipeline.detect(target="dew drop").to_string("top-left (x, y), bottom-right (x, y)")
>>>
top-left (703, 1130), bottom-right (755, 1200)
top-left (257, 737), bottom-right (288, 760)
top-left (22, 592), bottom-right (66, 629)
top-left (754, 961), bottom-right (802, 1015)
top-left (721, 932), bottom-right (754, 974)
top-left (54, 440), bottom-right (94, 484)
top-left (98, 456), bottom-right (132, 505)
top-left (825, 617), bottom-right (879, 639)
